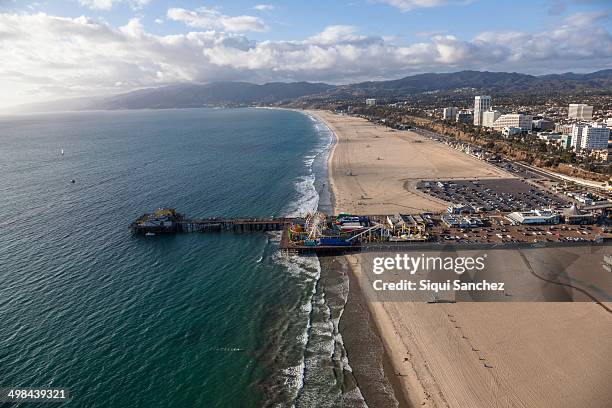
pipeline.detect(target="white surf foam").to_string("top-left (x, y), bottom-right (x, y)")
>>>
top-left (284, 174), bottom-right (319, 218)
top-left (270, 110), bottom-right (362, 406)
top-left (270, 248), bottom-right (321, 402)
top-left (283, 112), bottom-right (333, 218)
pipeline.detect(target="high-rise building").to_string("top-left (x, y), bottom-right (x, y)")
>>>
top-left (482, 110), bottom-right (501, 128)
top-left (571, 123), bottom-right (586, 150)
top-left (443, 107), bottom-right (458, 120)
top-left (492, 114), bottom-right (532, 132)
top-left (568, 104), bottom-right (593, 121)
top-left (473, 96), bottom-right (491, 126)
top-left (580, 123), bottom-right (609, 151)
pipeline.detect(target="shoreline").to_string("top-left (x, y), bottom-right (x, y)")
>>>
top-left (308, 109), bottom-right (413, 407)
top-left (306, 109), bottom-right (612, 408)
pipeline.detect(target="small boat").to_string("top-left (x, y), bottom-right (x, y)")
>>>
top-left (61, 149), bottom-right (64, 156)
top-left (70, 179), bottom-right (75, 183)
top-left (145, 232), bottom-right (156, 237)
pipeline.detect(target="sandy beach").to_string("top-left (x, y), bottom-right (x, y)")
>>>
top-left (313, 110), bottom-right (509, 215)
top-left (309, 110), bottom-right (612, 408)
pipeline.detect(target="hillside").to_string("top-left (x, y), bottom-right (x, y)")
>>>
top-left (13, 69), bottom-right (612, 112)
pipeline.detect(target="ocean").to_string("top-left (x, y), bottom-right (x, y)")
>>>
top-left (0, 108), bottom-right (365, 407)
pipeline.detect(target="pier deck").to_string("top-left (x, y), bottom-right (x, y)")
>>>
top-left (131, 209), bottom-right (611, 255)
top-left (179, 217), bottom-right (293, 232)
top-left (130, 213), bottom-right (292, 234)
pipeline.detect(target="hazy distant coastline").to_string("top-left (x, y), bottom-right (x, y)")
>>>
top-left (10, 69), bottom-right (612, 114)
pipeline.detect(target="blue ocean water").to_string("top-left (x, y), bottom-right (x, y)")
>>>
top-left (0, 108), bottom-right (360, 407)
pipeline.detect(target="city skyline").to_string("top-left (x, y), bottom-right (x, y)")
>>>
top-left (1, 0), bottom-right (611, 108)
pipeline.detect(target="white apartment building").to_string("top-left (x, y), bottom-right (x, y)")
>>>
top-left (581, 123), bottom-right (610, 151)
top-left (365, 98), bottom-right (377, 106)
top-left (571, 123), bottom-right (586, 150)
top-left (473, 96), bottom-right (491, 126)
top-left (568, 104), bottom-right (593, 121)
top-left (571, 123), bottom-right (610, 151)
top-left (482, 110), bottom-right (501, 128)
top-left (492, 114), bottom-right (533, 132)
top-left (443, 107), bottom-right (458, 120)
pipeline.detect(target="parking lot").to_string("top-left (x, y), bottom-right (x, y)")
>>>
top-left (417, 178), bottom-right (568, 212)
top-left (430, 218), bottom-right (606, 245)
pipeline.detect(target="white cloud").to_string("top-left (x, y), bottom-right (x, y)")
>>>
top-left (307, 25), bottom-right (368, 45)
top-left (474, 11), bottom-right (612, 63)
top-left (78, 0), bottom-right (116, 10)
top-left (78, 0), bottom-right (151, 11)
top-left (167, 7), bottom-right (268, 33)
top-left (253, 4), bottom-right (274, 11)
top-left (376, 0), bottom-right (448, 12)
top-left (0, 10), bottom-right (610, 108)
top-left (154, 18), bottom-right (163, 24)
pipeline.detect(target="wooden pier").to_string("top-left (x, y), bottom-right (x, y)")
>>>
top-left (130, 209), bottom-right (293, 235)
top-left (131, 208), bottom-right (611, 256)
top-left (178, 217), bottom-right (293, 233)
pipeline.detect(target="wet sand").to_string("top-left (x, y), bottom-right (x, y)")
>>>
top-left (310, 109), bottom-right (612, 408)
top-left (321, 255), bottom-right (404, 408)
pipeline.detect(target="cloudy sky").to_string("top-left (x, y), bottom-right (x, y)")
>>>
top-left (1, 0), bottom-right (611, 108)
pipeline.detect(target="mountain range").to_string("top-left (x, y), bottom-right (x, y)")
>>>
top-left (15, 69), bottom-right (612, 112)
top-left (316, 69), bottom-right (612, 98)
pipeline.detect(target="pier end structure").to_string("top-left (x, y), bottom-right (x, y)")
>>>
top-left (130, 208), bottom-right (184, 234)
